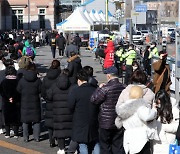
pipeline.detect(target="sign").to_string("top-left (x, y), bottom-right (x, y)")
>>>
top-left (89, 38), bottom-right (95, 48)
top-left (135, 5), bottom-right (147, 12)
top-left (133, 12), bottom-right (139, 16)
top-left (126, 19), bottom-right (131, 32)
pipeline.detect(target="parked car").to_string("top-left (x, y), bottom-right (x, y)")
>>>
top-left (132, 31), bottom-right (144, 45)
top-left (141, 30), bottom-right (151, 40)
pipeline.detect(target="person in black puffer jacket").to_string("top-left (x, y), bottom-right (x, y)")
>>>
top-left (47, 69), bottom-right (72, 154)
top-left (17, 63), bottom-right (42, 142)
top-left (67, 51), bottom-right (82, 84)
top-left (91, 66), bottom-right (125, 154)
top-left (41, 60), bottom-right (61, 147)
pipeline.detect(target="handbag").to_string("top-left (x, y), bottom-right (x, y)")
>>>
top-left (169, 141), bottom-right (180, 154)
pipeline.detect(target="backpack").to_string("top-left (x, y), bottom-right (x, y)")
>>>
top-left (26, 47), bottom-right (34, 57)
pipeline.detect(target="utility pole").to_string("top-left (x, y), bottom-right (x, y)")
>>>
top-left (28, 0), bottom-right (30, 30)
top-left (105, 0), bottom-right (108, 25)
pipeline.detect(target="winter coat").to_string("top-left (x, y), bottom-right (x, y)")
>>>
top-left (68, 83), bottom-right (99, 143)
top-left (47, 74), bottom-right (72, 138)
top-left (74, 36), bottom-right (81, 47)
top-left (153, 59), bottom-right (171, 94)
top-left (153, 97), bottom-right (179, 154)
top-left (67, 55), bottom-right (82, 84)
top-left (0, 76), bottom-right (21, 125)
top-left (22, 40), bottom-right (36, 56)
top-left (0, 70), bottom-right (5, 110)
top-left (56, 35), bottom-right (66, 49)
top-left (17, 70), bottom-right (42, 123)
top-left (41, 69), bottom-right (61, 128)
top-left (65, 44), bottom-right (78, 57)
top-left (115, 98), bottom-right (158, 154)
top-left (116, 84), bottom-right (155, 109)
top-left (91, 78), bottom-right (125, 129)
top-left (104, 41), bottom-right (115, 69)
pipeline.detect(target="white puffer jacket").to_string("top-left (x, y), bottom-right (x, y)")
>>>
top-left (153, 97), bottom-right (179, 154)
top-left (116, 98), bottom-right (158, 154)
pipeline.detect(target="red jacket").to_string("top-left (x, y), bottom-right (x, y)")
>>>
top-left (104, 41), bottom-right (115, 69)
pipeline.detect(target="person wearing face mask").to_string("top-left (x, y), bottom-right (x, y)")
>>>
top-left (152, 51), bottom-right (171, 94)
top-left (152, 90), bottom-right (179, 154)
top-left (132, 60), bottom-right (140, 72)
top-left (148, 42), bottom-right (159, 59)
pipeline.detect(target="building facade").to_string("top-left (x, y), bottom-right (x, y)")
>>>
top-left (1, 0), bottom-right (59, 30)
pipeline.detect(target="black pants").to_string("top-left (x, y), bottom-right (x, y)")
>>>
top-left (57, 138), bottom-right (65, 150)
top-left (59, 48), bottom-right (64, 56)
top-left (5, 125), bottom-right (19, 136)
top-left (66, 140), bottom-right (78, 153)
top-left (124, 65), bottom-right (133, 85)
top-left (48, 128), bottom-right (55, 144)
top-left (99, 127), bottom-right (125, 154)
top-left (51, 47), bottom-right (56, 58)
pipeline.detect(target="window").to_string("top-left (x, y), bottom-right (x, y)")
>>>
top-left (39, 9), bottom-right (45, 29)
top-left (12, 9), bottom-right (23, 29)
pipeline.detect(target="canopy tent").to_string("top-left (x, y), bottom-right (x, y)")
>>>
top-left (83, 9), bottom-right (94, 25)
top-left (56, 7), bottom-right (91, 31)
top-left (89, 9), bottom-right (98, 22)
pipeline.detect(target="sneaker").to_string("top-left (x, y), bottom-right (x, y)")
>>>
top-left (10, 130), bottom-right (14, 136)
top-left (0, 129), bottom-right (4, 134)
top-left (57, 149), bottom-right (65, 154)
top-left (13, 136), bottom-right (18, 139)
top-left (5, 135), bottom-right (10, 138)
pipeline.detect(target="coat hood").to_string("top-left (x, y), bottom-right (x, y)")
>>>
top-left (24, 40), bottom-right (30, 47)
top-left (117, 98), bottom-right (148, 120)
top-left (107, 41), bottom-right (114, 48)
top-left (46, 69), bottom-right (61, 80)
top-left (23, 70), bottom-right (38, 82)
top-left (56, 74), bottom-right (71, 90)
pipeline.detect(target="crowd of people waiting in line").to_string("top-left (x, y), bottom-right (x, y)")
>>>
top-left (0, 29), bottom-right (179, 154)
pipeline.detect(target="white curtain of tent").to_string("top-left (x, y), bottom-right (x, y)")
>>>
top-left (83, 10), bottom-right (94, 25)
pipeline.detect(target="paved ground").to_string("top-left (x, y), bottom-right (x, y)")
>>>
top-left (0, 46), bottom-right (107, 154)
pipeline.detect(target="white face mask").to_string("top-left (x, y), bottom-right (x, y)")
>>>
top-left (157, 104), bottom-right (161, 108)
top-left (133, 66), bottom-right (138, 71)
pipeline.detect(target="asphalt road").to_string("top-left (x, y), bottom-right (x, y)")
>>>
top-left (0, 46), bottom-right (107, 154)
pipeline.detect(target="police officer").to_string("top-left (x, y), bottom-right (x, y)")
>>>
top-left (122, 44), bottom-right (136, 85)
top-left (115, 43), bottom-right (125, 77)
top-left (148, 42), bottom-right (159, 59)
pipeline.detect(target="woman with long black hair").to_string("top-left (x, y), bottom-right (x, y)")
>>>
top-left (153, 90), bottom-right (179, 154)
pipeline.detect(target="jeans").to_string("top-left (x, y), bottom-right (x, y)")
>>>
top-left (59, 48), bottom-right (64, 56)
top-left (79, 142), bottom-right (100, 154)
top-left (23, 122), bottom-right (40, 140)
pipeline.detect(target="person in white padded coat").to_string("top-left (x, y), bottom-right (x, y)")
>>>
top-left (116, 86), bottom-right (158, 154)
top-left (152, 90), bottom-right (179, 154)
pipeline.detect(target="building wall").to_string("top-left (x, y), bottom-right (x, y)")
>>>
top-left (2, 0), bottom-right (57, 30)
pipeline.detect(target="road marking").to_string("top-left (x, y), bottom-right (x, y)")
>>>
top-left (0, 140), bottom-right (43, 154)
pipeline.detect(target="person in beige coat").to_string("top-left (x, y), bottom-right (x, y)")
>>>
top-left (116, 69), bottom-right (155, 109)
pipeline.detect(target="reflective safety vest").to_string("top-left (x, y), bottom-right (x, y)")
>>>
top-left (116, 48), bottom-right (124, 62)
top-left (148, 47), bottom-right (159, 59)
top-left (122, 49), bottom-right (136, 65)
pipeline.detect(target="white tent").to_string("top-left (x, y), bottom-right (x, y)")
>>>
top-left (89, 9), bottom-right (98, 22)
top-left (94, 10), bottom-right (103, 22)
top-left (83, 9), bottom-right (93, 25)
top-left (98, 10), bottom-right (105, 22)
top-left (56, 7), bottom-right (91, 31)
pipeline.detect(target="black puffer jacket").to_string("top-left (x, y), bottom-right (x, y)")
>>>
top-left (17, 70), bottom-right (42, 123)
top-left (41, 69), bottom-right (61, 128)
top-left (67, 55), bottom-right (82, 84)
top-left (47, 74), bottom-right (72, 138)
top-left (91, 78), bottom-right (125, 129)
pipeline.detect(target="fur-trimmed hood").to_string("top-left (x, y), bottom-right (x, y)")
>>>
top-left (116, 98), bottom-right (148, 120)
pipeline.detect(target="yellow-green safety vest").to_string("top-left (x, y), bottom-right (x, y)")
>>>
top-left (148, 47), bottom-right (159, 59)
top-left (122, 49), bottom-right (136, 65)
top-left (116, 48), bottom-right (124, 62)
